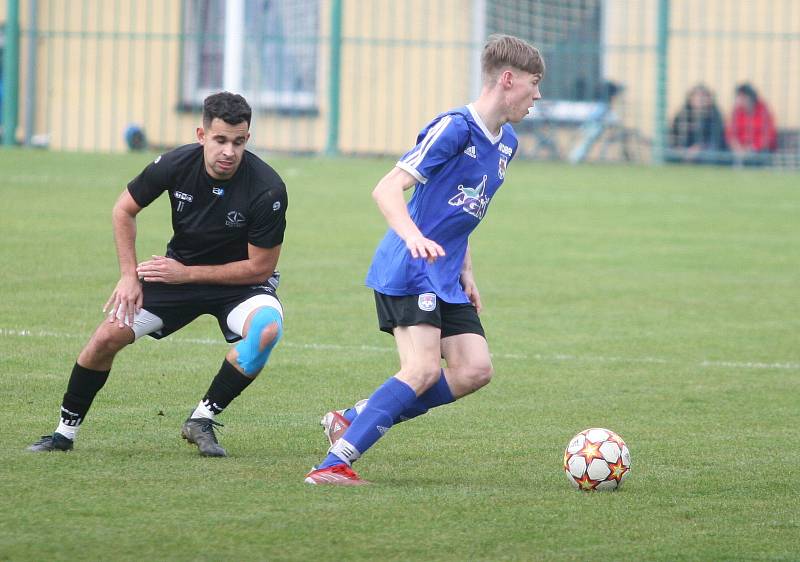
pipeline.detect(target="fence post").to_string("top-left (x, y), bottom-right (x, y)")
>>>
top-left (653, 0), bottom-right (670, 164)
top-left (325, 0), bottom-right (342, 156)
top-left (2, 0), bottom-right (21, 146)
top-left (23, 0), bottom-right (38, 146)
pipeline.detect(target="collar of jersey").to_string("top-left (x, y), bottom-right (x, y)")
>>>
top-left (467, 104), bottom-right (503, 145)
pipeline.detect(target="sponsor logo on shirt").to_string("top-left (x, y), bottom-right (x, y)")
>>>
top-left (448, 175), bottom-right (490, 219)
top-left (174, 190), bottom-right (193, 212)
top-left (463, 145), bottom-right (477, 158)
top-left (272, 201), bottom-right (281, 211)
top-left (418, 293), bottom-right (437, 312)
top-left (498, 142), bottom-right (513, 156)
top-left (212, 186), bottom-right (225, 196)
top-left (225, 211), bottom-right (247, 227)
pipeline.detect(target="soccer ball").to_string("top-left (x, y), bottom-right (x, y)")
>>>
top-left (563, 428), bottom-right (631, 491)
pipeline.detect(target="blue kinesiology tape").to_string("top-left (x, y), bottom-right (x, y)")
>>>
top-left (235, 307), bottom-right (283, 376)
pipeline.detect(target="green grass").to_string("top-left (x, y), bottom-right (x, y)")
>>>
top-left (1, 149), bottom-right (798, 561)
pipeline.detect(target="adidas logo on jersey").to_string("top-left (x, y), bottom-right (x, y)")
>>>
top-left (463, 145), bottom-right (477, 158)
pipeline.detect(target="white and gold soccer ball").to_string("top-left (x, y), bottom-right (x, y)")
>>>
top-left (563, 428), bottom-right (631, 491)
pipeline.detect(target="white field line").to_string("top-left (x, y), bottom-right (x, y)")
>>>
top-left (1, 327), bottom-right (798, 372)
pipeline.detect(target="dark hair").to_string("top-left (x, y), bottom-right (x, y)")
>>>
top-left (203, 92), bottom-right (252, 128)
top-left (735, 83), bottom-right (758, 105)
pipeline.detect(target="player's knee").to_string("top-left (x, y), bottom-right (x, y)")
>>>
top-left (235, 307), bottom-right (283, 376)
top-left (402, 363), bottom-right (442, 390)
top-left (462, 362), bottom-right (494, 391)
top-left (89, 323), bottom-right (133, 354)
top-left (258, 321), bottom-right (280, 350)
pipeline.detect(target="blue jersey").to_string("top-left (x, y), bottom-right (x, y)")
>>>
top-left (366, 104), bottom-right (518, 303)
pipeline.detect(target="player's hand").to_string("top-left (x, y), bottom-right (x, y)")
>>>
top-left (103, 275), bottom-right (143, 329)
top-left (406, 236), bottom-right (445, 264)
top-left (461, 275), bottom-right (482, 314)
top-left (136, 255), bottom-right (189, 284)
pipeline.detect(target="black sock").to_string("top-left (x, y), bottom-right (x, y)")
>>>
top-left (60, 363), bottom-right (110, 427)
top-left (200, 359), bottom-right (255, 415)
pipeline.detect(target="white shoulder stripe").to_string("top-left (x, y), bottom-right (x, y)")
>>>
top-left (396, 161), bottom-right (427, 184)
top-left (401, 115), bottom-right (453, 171)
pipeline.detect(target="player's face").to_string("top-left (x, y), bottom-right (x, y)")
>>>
top-left (197, 118), bottom-right (251, 180)
top-left (504, 70), bottom-right (542, 123)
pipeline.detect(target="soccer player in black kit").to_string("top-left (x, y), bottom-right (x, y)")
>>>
top-left (28, 92), bottom-right (287, 457)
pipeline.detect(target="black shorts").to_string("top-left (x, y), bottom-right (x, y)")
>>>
top-left (374, 291), bottom-right (485, 339)
top-left (141, 279), bottom-right (280, 343)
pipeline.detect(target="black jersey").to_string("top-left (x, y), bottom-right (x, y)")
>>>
top-left (127, 144), bottom-right (287, 266)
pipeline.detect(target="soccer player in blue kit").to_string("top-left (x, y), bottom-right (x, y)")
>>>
top-left (305, 35), bottom-right (544, 485)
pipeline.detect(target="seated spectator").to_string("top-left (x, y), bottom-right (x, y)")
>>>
top-left (726, 83), bottom-right (777, 166)
top-left (668, 84), bottom-right (728, 164)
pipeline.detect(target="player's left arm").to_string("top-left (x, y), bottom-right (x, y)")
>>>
top-left (460, 244), bottom-right (482, 313)
top-left (136, 243), bottom-right (281, 285)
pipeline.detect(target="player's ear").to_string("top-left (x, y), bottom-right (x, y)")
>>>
top-left (499, 69), bottom-right (515, 89)
top-left (196, 126), bottom-right (206, 145)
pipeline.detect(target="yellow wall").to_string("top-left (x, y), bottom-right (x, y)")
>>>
top-left (3, 1), bottom-right (798, 154)
top-left (6, 0), bottom-right (470, 153)
top-left (604, 0), bottom-right (800, 144)
top-left (11, 0), bottom-right (331, 152)
top-left (336, 0), bottom-right (471, 154)
top-left (23, 1), bottom-right (194, 151)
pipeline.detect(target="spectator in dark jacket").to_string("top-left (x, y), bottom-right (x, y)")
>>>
top-left (668, 84), bottom-right (727, 164)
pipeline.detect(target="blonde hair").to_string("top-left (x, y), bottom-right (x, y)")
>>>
top-left (481, 34), bottom-right (545, 83)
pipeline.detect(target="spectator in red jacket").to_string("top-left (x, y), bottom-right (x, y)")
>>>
top-left (726, 83), bottom-right (777, 166)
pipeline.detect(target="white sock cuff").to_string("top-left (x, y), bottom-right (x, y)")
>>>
top-left (329, 439), bottom-right (361, 466)
top-left (191, 400), bottom-right (216, 420)
top-left (56, 420), bottom-right (78, 440)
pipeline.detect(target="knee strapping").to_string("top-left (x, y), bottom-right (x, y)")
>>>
top-left (235, 307), bottom-right (283, 376)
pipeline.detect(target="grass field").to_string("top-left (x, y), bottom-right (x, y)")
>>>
top-left (1, 148), bottom-right (798, 561)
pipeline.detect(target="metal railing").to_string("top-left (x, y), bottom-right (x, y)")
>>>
top-left (1, 0), bottom-right (797, 169)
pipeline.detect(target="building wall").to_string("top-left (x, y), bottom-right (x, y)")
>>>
top-left (604, 0), bottom-right (800, 143)
top-left (337, 0), bottom-right (472, 155)
top-left (2, 1), bottom-right (798, 155)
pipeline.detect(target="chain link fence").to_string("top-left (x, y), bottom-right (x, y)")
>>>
top-left (1, 0), bottom-right (798, 168)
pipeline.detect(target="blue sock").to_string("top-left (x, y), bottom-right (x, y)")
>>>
top-left (342, 370), bottom-right (454, 424)
top-left (398, 370), bottom-right (455, 421)
top-left (320, 377), bottom-right (417, 469)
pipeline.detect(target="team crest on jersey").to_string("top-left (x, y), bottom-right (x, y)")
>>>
top-left (225, 211), bottom-right (246, 227)
top-left (418, 293), bottom-right (437, 312)
top-left (498, 156), bottom-right (508, 179)
top-left (448, 175), bottom-right (490, 219)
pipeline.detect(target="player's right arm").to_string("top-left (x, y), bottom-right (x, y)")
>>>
top-left (372, 167), bottom-right (445, 263)
top-left (103, 190), bottom-right (144, 329)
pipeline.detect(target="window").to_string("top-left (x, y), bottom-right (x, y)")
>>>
top-left (181, 0), bottom-right (319, 111)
